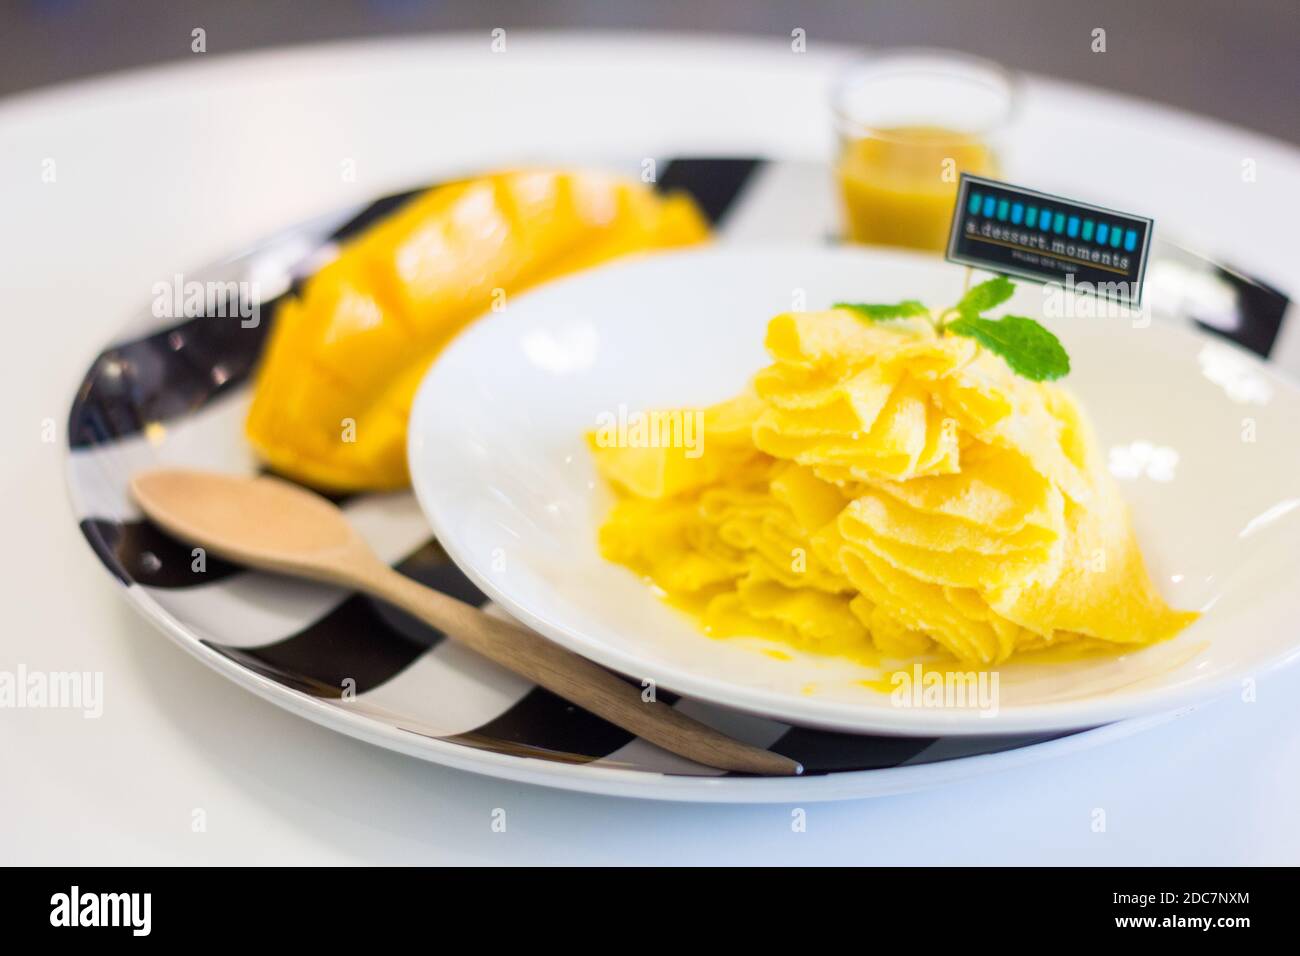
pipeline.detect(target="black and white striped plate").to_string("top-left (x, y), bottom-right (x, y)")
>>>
top-left (66, 158), bottom-right (1290, 801)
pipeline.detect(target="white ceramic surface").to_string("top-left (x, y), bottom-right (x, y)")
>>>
top-left (410, 244), bottom-right (1300, 736)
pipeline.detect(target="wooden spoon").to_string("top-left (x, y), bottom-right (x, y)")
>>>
top-left (130, 469), bottom-right (802, 777)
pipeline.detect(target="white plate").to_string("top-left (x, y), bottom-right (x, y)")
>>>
top-left (410, 244), bottom-right (1300, 735)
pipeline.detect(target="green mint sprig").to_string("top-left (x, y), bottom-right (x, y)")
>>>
top-left (945, 312), bottom-right (1070, 381)
top-left (833, 276), bottom-right (1069, 382)
top-left (832, 300), bottom-right (930, 321)
top-left (953, 274), bottom-right (1015, 316)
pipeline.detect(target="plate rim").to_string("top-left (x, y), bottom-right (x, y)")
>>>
top-left (408, 242), bottom-right (1300, 736)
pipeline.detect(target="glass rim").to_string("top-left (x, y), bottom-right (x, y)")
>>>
top-left (831, 47), bottom-right (1021, 143)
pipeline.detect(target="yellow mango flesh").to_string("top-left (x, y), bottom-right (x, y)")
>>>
top-left (246, 169), bottom-right (709, 491)
top-left (591, 310), bottom-right (1198, 666)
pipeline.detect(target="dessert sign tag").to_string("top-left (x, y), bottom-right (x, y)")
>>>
top-left (946, 174), bottom-right (1153, 306)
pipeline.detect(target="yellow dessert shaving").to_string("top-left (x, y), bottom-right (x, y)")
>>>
top-left (591, 310), bottom-right (1198, 666)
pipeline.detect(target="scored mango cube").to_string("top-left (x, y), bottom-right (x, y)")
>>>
top-left (245, 169), bottom-right (710, 491)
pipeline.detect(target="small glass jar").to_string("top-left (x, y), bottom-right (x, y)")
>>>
top-left (832, 49), bottom-right (1019, 252)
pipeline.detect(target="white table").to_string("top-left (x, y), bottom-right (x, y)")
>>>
top-left (2, 33), bottom-right (1298, 865)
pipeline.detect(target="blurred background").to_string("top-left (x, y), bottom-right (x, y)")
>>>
top-left (1, 0), bottom-right (1296, 143)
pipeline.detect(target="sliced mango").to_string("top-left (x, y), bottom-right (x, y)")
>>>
top-left (246, 169), bottom-right (709, 491)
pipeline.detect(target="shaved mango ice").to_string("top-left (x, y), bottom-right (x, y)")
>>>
top-left (590, 309), bottom-right (1198, 666)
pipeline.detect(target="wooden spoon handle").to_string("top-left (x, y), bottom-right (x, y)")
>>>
top-left (364, 565), bottom-right (802, 776)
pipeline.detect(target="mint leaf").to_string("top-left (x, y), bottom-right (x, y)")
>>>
top-left (834, 277), bottom-right (1071, 382)
top-left (946, 314), bottom-right (1070, 382)
top-left (834, 300), bottom-right (930, 322)
top-left (954, 275), bottom-right (1015, 317)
